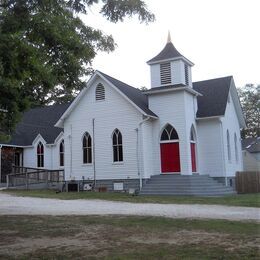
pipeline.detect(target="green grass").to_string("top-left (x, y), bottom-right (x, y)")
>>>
top-left (0, 216), bottom-right (259, 259)
top-left (3, 189), bottom-right (260, 207)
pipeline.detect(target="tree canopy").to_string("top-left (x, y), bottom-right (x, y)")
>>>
top-left (0, 0), bottom-right (154, 141)
top-left (238, 84), bottom-right (260, 138)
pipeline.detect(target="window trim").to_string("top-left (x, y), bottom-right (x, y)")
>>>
top-left (37, 141), bottom-right (44, 168)
top-left (59, 139), bottom-right (64, 167)
top-left (227, 130), bottom-right (231, 162)
top-left (160, 124), bottom-right (179, 142)
top-left (234, 133), bottom-right (238, 163)
top-left (82, 132), bottom-right (92, 164)
top-left (112, 129), bottom-right (123, 163)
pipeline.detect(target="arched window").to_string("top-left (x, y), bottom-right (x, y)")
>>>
top-left (96, 83), bottom-right (105, 101)
top-left (83, 132), bottom-right (92, 164)
top-left (59, 140), bottom-right (64, 167)
top-left (190, 128), bottom-right (195, 141)
top-left (227, 130), bottom-right (231, 161)
top-left (160, 124), bottom-right (179, 141)
top-left (234, 133), bottom-right (238, 162)
top-left (190, 126), bottom-right (197, 172)
top-left (112, 129), bottom-right (123, 162)
top-left (37, 142), bottom-right (44, 167)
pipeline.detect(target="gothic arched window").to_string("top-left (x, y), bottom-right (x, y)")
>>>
top-left (160, 124), bottom-right (179, 141)
top-left (112, 129), bottom-right (123, 162)
top-left (59, 140), bottom-right (64, 167)
top-left (37, 142), bottom-right (44, 167)
top-left (227, 130), bottom-right (231, 161)
top-left (83, 132), bottom-right (92, 164)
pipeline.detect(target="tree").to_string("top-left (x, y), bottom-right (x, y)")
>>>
top-left (0, 0), bottom-right (155, 141)
top-left (238, 84), bottom-right (260, 138)
top-left (139, 86), bottom-right (148, 91)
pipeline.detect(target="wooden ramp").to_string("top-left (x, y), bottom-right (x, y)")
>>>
top-left (6, 166), bottom-right (64, 190)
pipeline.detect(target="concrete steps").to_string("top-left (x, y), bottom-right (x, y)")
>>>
top-left (140, 175), bottom-right (236, 196)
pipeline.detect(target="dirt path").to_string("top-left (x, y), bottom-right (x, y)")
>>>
top-left (0, 193), bottom-right (259, 221)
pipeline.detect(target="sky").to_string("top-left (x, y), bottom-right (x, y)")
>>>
top-left (81, 0), bottom-right (260, 89)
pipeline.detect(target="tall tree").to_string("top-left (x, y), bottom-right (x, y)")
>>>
top-left (238, 84), bottom-right (260, 138)
top-left (0, 0), bottom-right (154, 141)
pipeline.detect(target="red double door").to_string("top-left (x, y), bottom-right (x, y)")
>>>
top-left (160, 142), bottom-right (197, 173)
top-left (160, 143), bottom-right (180, 173)
top-left (190, 143), bottom-right (197, 172)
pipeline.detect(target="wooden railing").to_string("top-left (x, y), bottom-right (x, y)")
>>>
top-left (12, 165), bottom-right (46, 174)
top-left (7, 166), bottom-right (64, 188)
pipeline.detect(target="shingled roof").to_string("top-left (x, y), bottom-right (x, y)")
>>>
top-left (97, 71), bottom-right (158, 118)
top-left (2, 103), bottom-right (70, 146)
top-left (2, 73), bottom-right (234, 147)
top-left (193, 76), bottom-right (232, 118)
top-left (147, 42), bottom-right (184, 63)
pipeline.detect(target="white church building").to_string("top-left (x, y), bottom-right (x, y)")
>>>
top-left (1, 36), bottom-right (245, 194)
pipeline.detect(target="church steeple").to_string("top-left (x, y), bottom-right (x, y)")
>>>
top-left (167, 31), bottom-right (171, 43)
top-left (147, 33), bottom-right (194, 88)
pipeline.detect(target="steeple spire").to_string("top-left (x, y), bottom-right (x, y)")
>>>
top-left (167, 31), bottom-right (171, 43)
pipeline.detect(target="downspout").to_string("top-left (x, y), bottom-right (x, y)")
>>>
top-left (92, 118), bottom-right (96, 188)
top-left (69, 124), bottom-right (73, 179)
top-left (136, 116), bottom-right (150, 190)
top-left (0, 145), bottom-right (2, 183)
top-left (50, 145), bottom-right (53, 170)
top-left (220, 120), bottom-right (227, 186)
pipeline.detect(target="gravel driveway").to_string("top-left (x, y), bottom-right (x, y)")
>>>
top-left (0, 193), bottom-right (259, 221)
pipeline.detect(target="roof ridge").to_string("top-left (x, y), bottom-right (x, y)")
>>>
top-left (25, 103), bottom-right (71, 112)
top-left (193, 76), bottom-right (233, 84)
top-left (96, 70), bottom-right (158, 118)
top-left (18, 122), bottom-right (59, 128)
top-left (97, 70), bottom-right (140, 91)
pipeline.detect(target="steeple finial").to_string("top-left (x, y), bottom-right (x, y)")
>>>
top-left (167, 31), bottom-right (171, 43)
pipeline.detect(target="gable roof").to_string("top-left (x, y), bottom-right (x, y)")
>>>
top-left (1, 103), bottom-right (70, 146)
top-left (97, 71), bottom-right (157, 118)
top-left (193, 76), bottom-right (232, 118)
top-left (3, 73), bottom-right (244, 147)
top-left (55, 70), bottom-right (158, 128)
top-left (147, 42), bottom-right (193, 65)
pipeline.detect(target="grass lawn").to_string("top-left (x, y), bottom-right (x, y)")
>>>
top-left (0, 215), bottom-right (259, 259)
top-left (3, 189), bottom-right (260, 207)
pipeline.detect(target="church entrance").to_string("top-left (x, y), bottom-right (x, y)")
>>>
top-left (160, 124), bottom-right (181, 173)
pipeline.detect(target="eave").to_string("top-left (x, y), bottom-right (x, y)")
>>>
top-left (144, 86), bottom-right (202, 96)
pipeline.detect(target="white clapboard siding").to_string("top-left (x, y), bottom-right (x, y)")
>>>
top-left (197, 119), bottom-right (225, 177)
top-left (63, 77), bottom-right (143, 181)
top-left (221, 90), bottom-right (243, 176)
top-left (147, 90), bottom-right (196, 175)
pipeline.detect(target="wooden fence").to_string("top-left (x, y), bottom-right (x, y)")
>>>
top-left (235, 171), bottom-right (260, 194)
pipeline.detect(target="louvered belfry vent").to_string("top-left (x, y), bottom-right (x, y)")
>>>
top-left (185, 64), bottom-right (189, 85)
top-left (160, 62), bottom-right (171, 85)
top-left (96, 83), bottom-right (105, 101)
